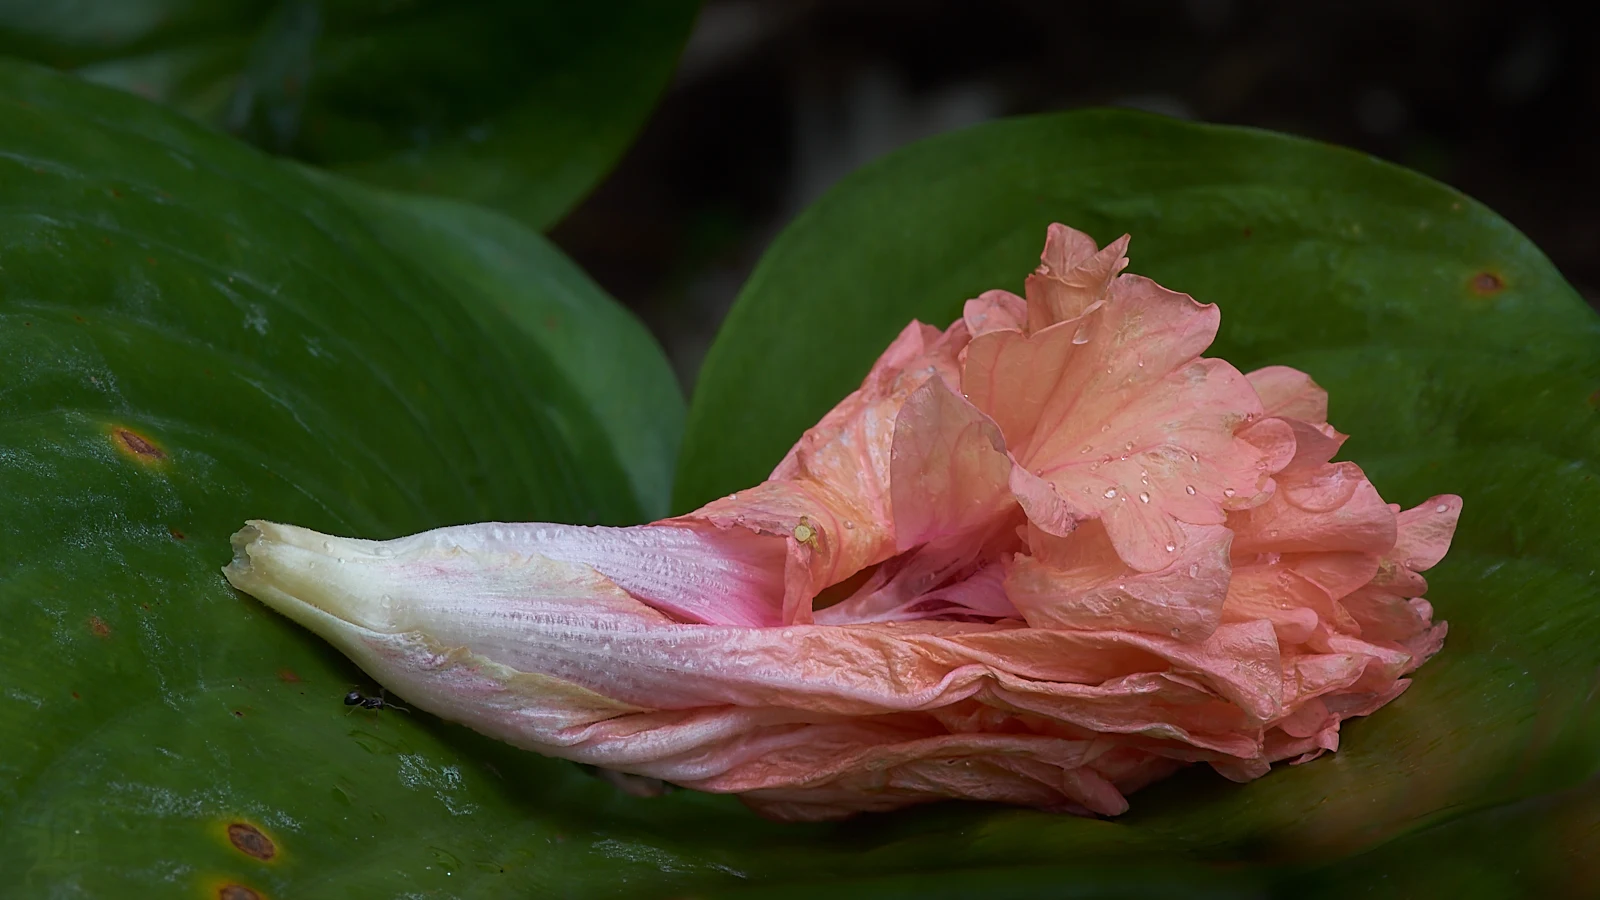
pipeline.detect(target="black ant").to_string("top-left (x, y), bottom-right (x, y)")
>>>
top-left (343, 688), bottom-right (409, 714)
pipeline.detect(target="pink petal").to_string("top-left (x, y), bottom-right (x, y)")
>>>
top-left (1006, 519), bottom-right (1232, 642)
top-left (1393, 494), bottom-right (1464, 572)
top-left (889, 378), bottom-right (1014, 550)
top-left (1229, 474), bottom-right (1396, 556)
top-left (1247, 366), bottom-right (1330, 424)
top-left (1024, 227), bottom-right (1130, 331)
top-left (963, 289), bottom-right (1028, 336)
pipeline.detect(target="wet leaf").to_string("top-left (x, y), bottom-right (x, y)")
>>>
top-left (0, 62), bottom-right (698, 897)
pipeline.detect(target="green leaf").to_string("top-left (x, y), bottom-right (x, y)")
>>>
top-left (0, 0), bottom-right (701, 230)
top-left (0, 60), bottom-right (702, 896)
top-left (678, 110), bottom-right (1600, 885)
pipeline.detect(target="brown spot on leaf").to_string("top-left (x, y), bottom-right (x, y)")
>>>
top-left (1241, 227), bottom-right (1253, 238)
top-left (1589, 390), bottom-right (1600, 409)
top-left (71, 691), bottom-right (81, 700)
top-left (88, 616), bottom-right (111, 639)
top-left (1470, 271), bottom-right (1506, 295)
top-left (111, 427), bottom-right (166, 463)
top-left (73, 315), bottom-right (86, 323)
top-left (227, 823), bottom-right (277, 861)
top-left (169, 527), bottom-right (187, 540)
top-left (145, 257), bottom-right (158, 266)
top-left (218, 885), bottom-right (262, 900)
top-left (232, 710), bottom-right (244, 719)
top-left (276, 668), bottom-right (302, 684)
top-left (109, 188), bottom-right (122, 198)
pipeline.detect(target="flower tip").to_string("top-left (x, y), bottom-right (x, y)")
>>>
top-left (222, 520), bottom-right (397, 638)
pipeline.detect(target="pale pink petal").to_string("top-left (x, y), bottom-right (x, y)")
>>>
top-left (1393, 494), bottom-right (1464, 572)
top-left (1006, 519), bottom-right (1232, 642)
top-left (1025, 227), bottom-right (1130, 330)
top-left (1229, 475), bottom-right (1396, 556)
top-left (964, 269), bottom-right (1271, 570)
top-left (889, 377), bottom-right (1014, 550)
top-left (1247, 366), bottom-right (1330, 424)
top-left (963, 289), bottom-right (1028, 336)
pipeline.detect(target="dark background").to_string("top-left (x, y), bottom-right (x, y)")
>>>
top-left (550, 0), bottom-right (1598, 388)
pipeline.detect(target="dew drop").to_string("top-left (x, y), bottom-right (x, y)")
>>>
top-left (1169, 627), bottom-right (1181, 638)
top-left (1088, 461), bottom-right (1101, 471)
top-left (1164, 541), bottom-right (1177, 552)
top-left (1139, 491), bottom-right (1151, 503)
top-left (1189, 452), bottom-right (1199, 463)
top-left (1080, 444), bottom-right (1093, 454)
top-left (843, 520), bottom-right (855, 530)
top-left (1435, 503), bottom-right (1449, 513)
top-left (1188, 564), bottom-right (1200, 577)
top-left (1071, 326), bottom-right (1091, 345)
top-left (1185, 485), bottom-right (1197, 495)
top-left (1103, 487), bottom-right (1118, 499)
top-left (1124, 441), bottom-right (1135, 452)
top-left (727, 493), bottom-right (738, 501)
top-left (1223, 488), bottom-right (1237, 497)
top-left (1100, 424), bottom-right (1111, 433)
top-left (321, 541), bottom-right (332, 552)
top-left (1137, 358), bottom-right (1145, 368)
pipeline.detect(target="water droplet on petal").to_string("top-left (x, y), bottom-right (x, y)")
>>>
top-left (1185, 485), bottom-right (1196, 495)
top-left (1071, 326), bottom-right (1091, 345)
top-left (1188, 564), bottom-right (1200, 577)
top-left (1165, 541), bottom-right (1177, 552)
top-left (843, 520), bottom-right (855, 529)
top-left (1100, 424), bottom-right (1111, 433)
top-left (727, 493), bottom-right (738, 501)
top-left (1139, 491), bottom-right (1151, 503)
top-left (1103, 487), bottom-right (1118, 499)
top-left (1137, 358), bottom-right (1145, 368)
top-left (1124, 441), bottom-right (1135, 451)
top-left (1169, 627), bottom-right (1181, 637)
top-left (1435, 503), bottom-right (1449, 513)
top-left (1189, 452), bottom-right (1199, 463)
top-left (1223, 488), bottom-right (1236, 497)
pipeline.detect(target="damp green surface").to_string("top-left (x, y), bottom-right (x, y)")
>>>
top-left (4, 59), bottom-right (1598, 899)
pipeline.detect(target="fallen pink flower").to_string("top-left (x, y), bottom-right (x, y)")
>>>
top-left (225, 224), bottom-right (1460, 821)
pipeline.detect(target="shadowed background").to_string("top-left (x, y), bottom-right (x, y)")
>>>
top-left (550, 0), bottom-right (1599, 387)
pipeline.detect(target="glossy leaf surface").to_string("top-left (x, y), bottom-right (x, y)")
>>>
top-left (0, 61), bottom-right (699, 897)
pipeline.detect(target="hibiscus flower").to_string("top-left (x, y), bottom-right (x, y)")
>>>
top-left (226, 224), bottom-right (1459, 821)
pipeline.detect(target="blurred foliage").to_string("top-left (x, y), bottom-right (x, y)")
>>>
top-left (0, 0), bottom-right (701, 230)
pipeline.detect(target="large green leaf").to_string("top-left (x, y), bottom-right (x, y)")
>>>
top-left (0, 61), bottom-right (712, 897)
top-left (0, 0), bottom-right (700, 230)
top-left (677, 110), bottom-right (1600, 890)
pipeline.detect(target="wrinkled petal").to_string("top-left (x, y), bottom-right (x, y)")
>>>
top-left (1024, 226), bottom-right (1130, 330)
top-left (964, 266), bottom-right (1273, 571)
top-left (1007, 520), bottom-right (1233, 642)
